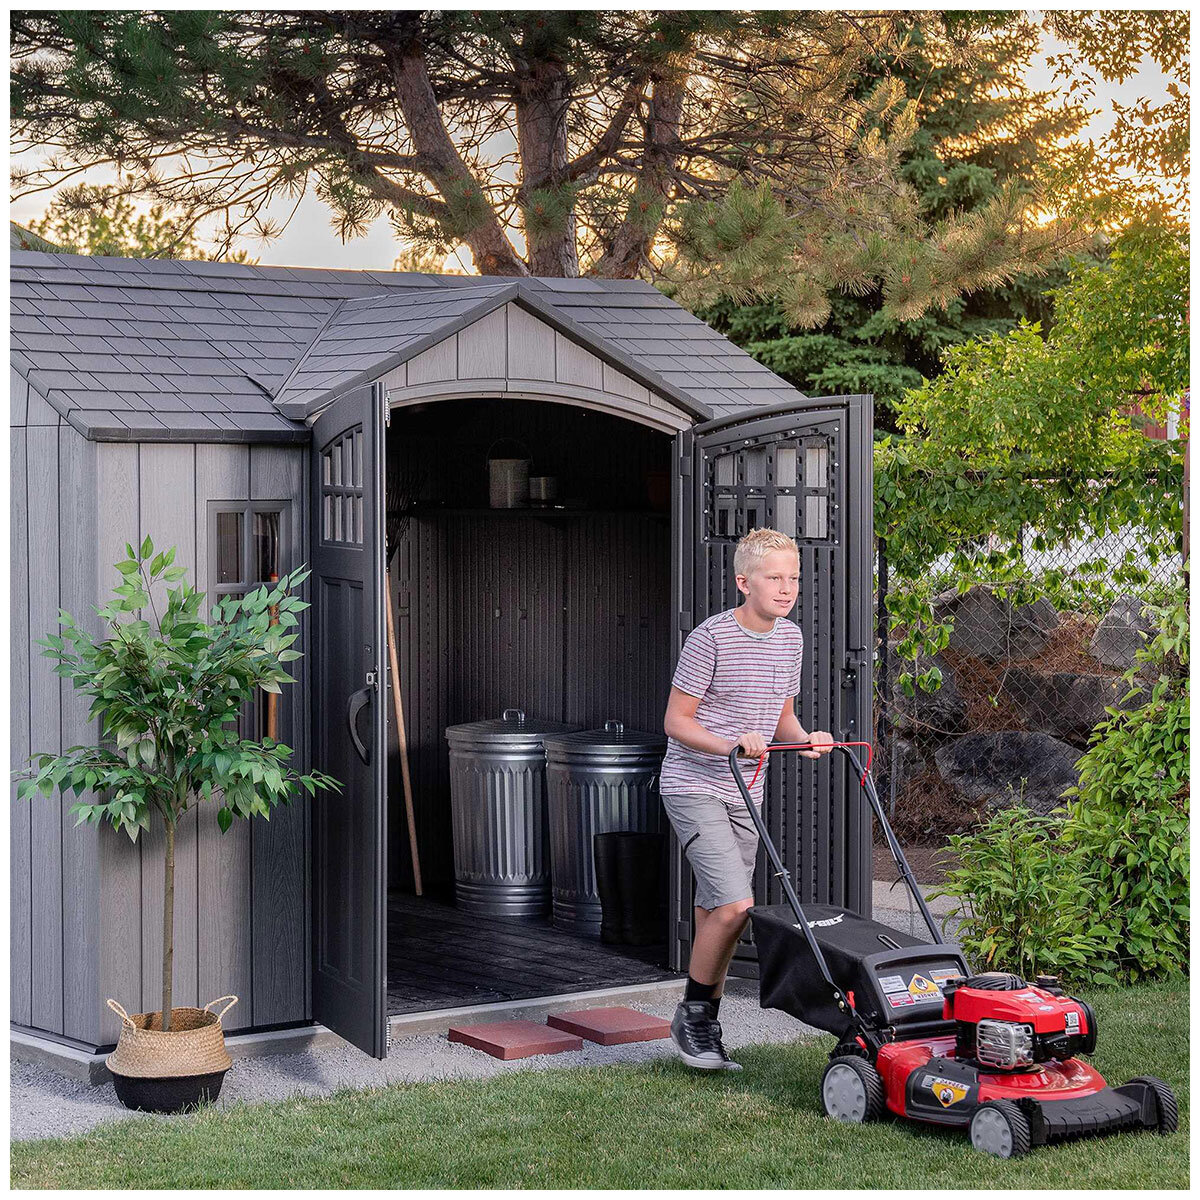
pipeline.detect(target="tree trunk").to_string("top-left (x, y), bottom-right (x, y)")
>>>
top-left (388, 45), bottom-right (529, 277)
top-left (161, 818), bottom-right (175, 1031)
top-left (591, 55), bottom-right (689, 280)
top-left (515, 54), bottom-right (579, 277)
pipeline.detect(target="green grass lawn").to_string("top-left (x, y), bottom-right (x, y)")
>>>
top-left (12, 980), bottom-right (1188, 1189)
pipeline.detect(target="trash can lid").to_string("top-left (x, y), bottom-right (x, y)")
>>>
top-left (445, 708), bottom-right (581, 747)
top-left (543, 719), bottom-right (667, 760)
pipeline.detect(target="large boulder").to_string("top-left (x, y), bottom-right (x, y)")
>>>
top-left (998, 668), bottom-right (1150, 746)
top-left (930, 584), bottom-right (1059, 664)
top-left (933, 731), bottom-right (1083, 816)
top-left (1089, 594), bottom-right (1156, 672)
top-left (885, 641), bottom-right (968, 735)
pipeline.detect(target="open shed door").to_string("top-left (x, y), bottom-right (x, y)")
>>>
top-left (310, 381), bottom-right (388, 1057)
top-left (670, 395), bottom-right (873, 974)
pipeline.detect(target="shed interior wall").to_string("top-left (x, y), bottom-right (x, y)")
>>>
top-left (385, 398), bottom-right (674, 894)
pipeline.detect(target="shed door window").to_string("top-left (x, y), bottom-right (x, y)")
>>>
top-left (209, 502), bottom-right (289, 742)
top-left (320, 426), bottom-right (364, 545)
top-left (706, 434), bottom-right (833, 541)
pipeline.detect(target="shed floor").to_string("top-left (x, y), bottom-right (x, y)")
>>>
top-left (386, 892), bottom-right (676, 1016)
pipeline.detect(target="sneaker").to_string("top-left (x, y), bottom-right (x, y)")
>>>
top-left (670, 1001), bottom-right (742, 1071)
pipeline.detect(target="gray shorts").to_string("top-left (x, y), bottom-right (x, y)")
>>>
top-left (661, 792), bottom-right (760, 911)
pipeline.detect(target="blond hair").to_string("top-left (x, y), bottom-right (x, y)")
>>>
top-left (734, 527), bottom-right (799, 579)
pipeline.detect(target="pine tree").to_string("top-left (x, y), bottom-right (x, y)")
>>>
top-left (696, 13), bottom-right (1091, 426)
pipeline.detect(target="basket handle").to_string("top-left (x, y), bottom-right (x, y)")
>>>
top-left (204, 994), bottom-right (240, 1021)
top-left (106, 998), bottom-right (136, 1029)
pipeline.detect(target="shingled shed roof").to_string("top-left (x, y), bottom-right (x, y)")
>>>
top-left (11, 250), bottom-right (803, 443)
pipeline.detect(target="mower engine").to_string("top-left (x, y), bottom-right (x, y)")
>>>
top-left (942, 972), bottom-right (1097, 1069)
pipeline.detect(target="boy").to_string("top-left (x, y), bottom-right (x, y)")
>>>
top-left (660, 527), bottom-right (834, 1070)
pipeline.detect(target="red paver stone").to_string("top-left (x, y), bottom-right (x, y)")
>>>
top-left (447, 1019), bottom-right (583, 1060)
top-left (546, 1006), bottom-right (672, 1046)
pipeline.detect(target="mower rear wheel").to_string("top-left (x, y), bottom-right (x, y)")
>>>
top-left (821, 1056), bottom-right (884, 1123)
top-left (1128, 1075), bottom-right (1179, 1134)
top-left (969, 1100), bottom-right (1031, 1158)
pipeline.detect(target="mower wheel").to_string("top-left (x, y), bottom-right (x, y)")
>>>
top-left (969, 1100), bottom-right (1031, 1159)
top-left (821, 1056), bottom-right (885, 1123)
top-left (1127, 1075), bottom-right (1179, 1134)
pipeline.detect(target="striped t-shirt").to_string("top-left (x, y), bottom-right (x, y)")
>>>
top-left (659, 608), bottom-right (804, 806)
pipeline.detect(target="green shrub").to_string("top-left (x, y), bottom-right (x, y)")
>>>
top-left (932, 571), bottom-right (1189, 987)
top-left (932, 803), bottom-right (1118, 983)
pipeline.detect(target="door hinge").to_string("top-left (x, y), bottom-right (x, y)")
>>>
top-left (679, 454), bottom-right (692, 477)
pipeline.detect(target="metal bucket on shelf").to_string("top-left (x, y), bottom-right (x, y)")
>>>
top-left (445, 708), bottom-right (581, 918)
top-left (543, 720), bottom-right (667, 936)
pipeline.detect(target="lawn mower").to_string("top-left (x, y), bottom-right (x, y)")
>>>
top-left (729, 742), bottom-right (1178, 1158)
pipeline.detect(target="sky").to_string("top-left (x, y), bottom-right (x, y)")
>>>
top-left (8, 14), bottom-right (1179, 272)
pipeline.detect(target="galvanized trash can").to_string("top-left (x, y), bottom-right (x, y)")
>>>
top-left (544, 720), bottom-right (667, 936)
top-left (445, 708), bottom-right (580, 918)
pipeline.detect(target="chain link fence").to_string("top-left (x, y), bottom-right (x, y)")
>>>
top-left (873, 516), bottom-right (1185, 847)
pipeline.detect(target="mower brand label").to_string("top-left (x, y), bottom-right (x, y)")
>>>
top-left (805, 913), bottom-right (845, 928)
top-left (887, 992), bottom-right (916, 1008)
top-left (923, 1074), bottom-right (970, 1107)
top-left (907, 974), bottom-right (943, 1002)
top-left (879, 975), bottom-right (907, 994)
top-left (1065, 1011), bottom-right (1080, 1032)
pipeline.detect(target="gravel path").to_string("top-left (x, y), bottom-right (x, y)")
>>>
top-left (10, 979), bottom-right (819, 1144)
top-left (10, 895), bottom-right (966, 1143)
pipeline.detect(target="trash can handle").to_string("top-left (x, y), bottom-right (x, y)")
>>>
top-left (604, 720), bottom-right (624, 735)
top-left (502, 708), bottom-right (525, 724)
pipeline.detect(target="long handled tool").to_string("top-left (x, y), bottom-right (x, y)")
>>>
top-left (386, 570), bottom-right (422, 895)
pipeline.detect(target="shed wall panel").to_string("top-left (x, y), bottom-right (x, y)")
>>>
top-left (12, 366), bottom-right (29, 427)
top-left (506, 304), bottom-right (555, 381)
top-left (249, 444), bottom-right (310, 1026)
top-left (27, 423), bottom-right (64, 1034)
top-left (11, 426), bottom-right (32, 1026)
top-left (456, 307), bottom-right (507, 379)
top-left (137, 443), bottom-right (200, 1014)
top-left (58, 427), bottom-right (102, 1043)
top-left (96, 443), bottom-right (144, 1045)
top-left (195, 443), bottom-right (253, 1031)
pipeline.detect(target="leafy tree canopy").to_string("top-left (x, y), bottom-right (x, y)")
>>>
top-left (12, 10), bottom-right (1076, 323)
top-left (27, 182), bottom-right (258, 260)
top-left (696, 12), bottom-right (1092, 420)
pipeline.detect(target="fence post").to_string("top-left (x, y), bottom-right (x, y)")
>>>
top-left (875, 534), bottom-right (891, 816)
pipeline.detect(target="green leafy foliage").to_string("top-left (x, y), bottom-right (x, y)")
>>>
top-left (694, 12), bottom-right (1089, 417)
top-left (14, 539), bottom-right (340, 841)
top-left (876, 219), bottom-right (1187, 696)
top-left (932, 805), bottom-right (1119, 983)
top-left (932, 577), bottom-right (1189, 987)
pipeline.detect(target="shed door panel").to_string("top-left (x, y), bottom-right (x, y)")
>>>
top-left (310, 382), bottom-right (388, 1058)
top-left (670, 396), bottom-right (873, 975)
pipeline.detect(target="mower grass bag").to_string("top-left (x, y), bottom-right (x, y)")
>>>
top-left (730, 742), bottom-right (1179, 1159)
top-left (749, 902), bottom-right (969, 1038)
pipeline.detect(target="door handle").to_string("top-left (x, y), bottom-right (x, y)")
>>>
top-left (347, 685), bottom-right (372, 764)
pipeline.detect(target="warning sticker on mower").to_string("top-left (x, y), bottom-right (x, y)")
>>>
top-left (923, 1074), bottom-right (970, 1107)
top-left (879, 975), bottom-right (907, 994)
top-left (887, 992), bottom-right (916, 1008)
top-left (930, 968), bottom-right (962, 984)
top-left (907, 974), bottom-right (943, 1001)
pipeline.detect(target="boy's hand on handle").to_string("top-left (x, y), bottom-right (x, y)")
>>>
top-left (732, 731), bottom-right (768, 758)
top-left (800, 730), bottom-right (835, 759)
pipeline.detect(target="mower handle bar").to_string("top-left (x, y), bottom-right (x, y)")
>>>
top-left (726, 741), bottom-right (945, 1005)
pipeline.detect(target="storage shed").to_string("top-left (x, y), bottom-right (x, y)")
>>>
top-left (10, 250), bottom-right (874, 1060)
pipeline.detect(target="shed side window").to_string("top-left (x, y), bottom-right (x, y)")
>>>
top-left (208, 502), bottom-right (290, 743)
top-left (320, 426), bottom-right (364, 546)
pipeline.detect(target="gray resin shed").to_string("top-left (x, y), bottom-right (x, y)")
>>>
top-left (11, 250), bottom-right (874, 1060)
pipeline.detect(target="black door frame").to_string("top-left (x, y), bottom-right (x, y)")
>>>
top-left (668, 394), bottom-right (874, 975)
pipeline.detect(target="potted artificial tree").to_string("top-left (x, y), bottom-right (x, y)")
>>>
top-left (14, 537), bottom-right (340, 1113)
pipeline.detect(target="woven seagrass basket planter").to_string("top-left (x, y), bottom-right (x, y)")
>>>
top-left (105, 995), bottom-right (237, 1114)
